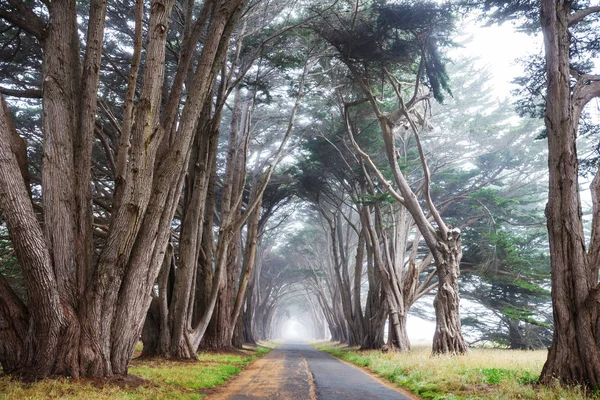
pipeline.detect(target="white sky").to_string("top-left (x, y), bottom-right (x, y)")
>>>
top-left (452, 19), bottom-right (544, 99)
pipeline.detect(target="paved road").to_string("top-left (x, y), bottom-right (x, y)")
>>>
top-left (210, 341), bottom-right (414, 400)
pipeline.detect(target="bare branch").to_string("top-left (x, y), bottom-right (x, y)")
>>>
top-left (0, 87), bottom-right (42, 98)
top-left (569, 6), bottom-right (600, 26)
top-left (385, 68), bottom-right (447, 236)
top-left (344, 103), bottom-right (405, 204)
top-left (0, 1), bottom-right (46, 39)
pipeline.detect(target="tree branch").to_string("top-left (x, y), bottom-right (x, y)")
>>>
top-left (385, 68), bottom-right (447, 236)
top-left (0, 86), bottom-right (42, 99)
top-left (344, 104), bottom-right (405, 204)
top-left (0, 1), bottom-right (46, 39)
top-left (569, 6), bottom-right (600, 26)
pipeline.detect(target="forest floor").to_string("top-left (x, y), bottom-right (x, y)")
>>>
top-left (314, 342), bottom-right (600, 399)
top-left (0, 343), bottom-right (274, 399)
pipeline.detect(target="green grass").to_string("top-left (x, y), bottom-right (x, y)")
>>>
top-left (314, 342), bottom-right (600, 400)
top-left (0, 343), bottom-right (275, 400)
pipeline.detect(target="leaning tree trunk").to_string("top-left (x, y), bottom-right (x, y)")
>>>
top-left (538, 0), bottom-right (600, 388)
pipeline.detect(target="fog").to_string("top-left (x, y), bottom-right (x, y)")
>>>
top-left (280, 318), bottom-right (314, 341)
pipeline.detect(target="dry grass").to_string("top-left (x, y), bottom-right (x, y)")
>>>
top-left (314, 342), bottom-right (600, 400)
top-left (0, 343), bottom-right (274, 400)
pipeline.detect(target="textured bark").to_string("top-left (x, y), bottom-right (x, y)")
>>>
top-left (200, 85), bottom-right (247, 350)
top-left (344, 71), bottom-right (468, 354)
top-left (166, 117), bottom-right (215, 359)
top-left (362, 205), bottom-right (406, 350)
top-left (360, 243), bottom-right (386, 350)
top-left (432, 229), bottom-right (468, 355)
top-left (75, 0), bottom-right (107, 299)
top-left (0, 0), bottom-right (249, 379)
top-left (0, 93), bottom-right (65, 379)
top-left (230, 182), bottom-right (262, 344)
top-left (538, 1), bottom-right (600, 388)
top-left (0, 274), bottom-right (28, 373)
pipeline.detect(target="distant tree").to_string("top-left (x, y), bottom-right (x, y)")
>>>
top-left (313, 0), bottom-right (469, 354)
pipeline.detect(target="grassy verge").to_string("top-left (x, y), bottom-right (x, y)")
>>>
top-left (314, 342), bottom-right (600, 400)
top-left (0, 343), bottom-right (274, 400)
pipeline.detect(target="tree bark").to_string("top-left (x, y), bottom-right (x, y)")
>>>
top-left (0, 274), bottom-right (28, 373)
top-left (345, 82), bottom-right (468, 354)
top-left (0, 0), bottom-right (250, 379)
top-left (432, 228), bottom-right (468, 355)
top-left (0, 93), bottom-right (66, 379)
top-left (539, 0), bottom-right (600, 388)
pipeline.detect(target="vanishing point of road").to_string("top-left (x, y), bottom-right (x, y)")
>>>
top-left (210, 341), bottom-right (416, 400)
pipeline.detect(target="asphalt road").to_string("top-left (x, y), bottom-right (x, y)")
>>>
top-left (211, 341), bottom-right (414, 400)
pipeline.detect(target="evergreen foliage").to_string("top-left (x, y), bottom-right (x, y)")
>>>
top-left (312, 0), bottom-right (455, 102)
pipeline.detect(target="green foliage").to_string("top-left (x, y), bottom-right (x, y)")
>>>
top-left (470, 0), bottom-right (600, 170)
top-left (314, 1), bottom-right (455, 102)
top-left (0, 224), bottom-right (25, 302)
top-left (501, 306), bottom-right (550, 328)
top-left (357, 191), bottom-right (396, 206)
top-left (469, 188), bottom-right (518, 208)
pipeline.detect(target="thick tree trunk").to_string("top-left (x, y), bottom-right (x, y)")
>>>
top-left (345, 63), bottom-right (469, 355)
top-left (538, 0), bottom-right (600, 388)
top-left (0, 88), bottom-right (71, 379)
top-left (360, 249), bottom-right (386, 350)
top-left (432, 228), bottom-right (468, 355)
top-left (0, 0), bottom-right (250, 379)
top-left (231, 319), bottom-right (245, 349)
top-left (389, 312), bottom-right (411, 351)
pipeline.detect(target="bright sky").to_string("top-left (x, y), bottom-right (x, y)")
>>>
top-left (453, 19), bottom-right (544, 99)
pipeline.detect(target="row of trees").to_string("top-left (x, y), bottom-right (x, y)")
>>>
top-left (1, 0), bottom-right (600, 390)
top-left (275, 46), bottom-right (551, 351)
top-left (0, 0), bottom-right (317, 378)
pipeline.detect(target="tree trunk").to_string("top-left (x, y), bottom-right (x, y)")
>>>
top-left (432, 228), bottom-right (469, 355)
top-left (344, 57), bottom-right (469, 355)
top-left (140, 299), bottom-right (161, 357)
top-left (538, 0), bottom-right (600, 388)
top-left (242, 273), bottom-right (258, 345)
top-left (0, 0), bottom-right (250, 379)
top-left (507, 319), bottom-right (527, 350)
top-left (0, 274), bottom-right (28, 373)
top-left (360, 247), bottom-right (386, 350)
top-left (167, 118), bottom-right (214, 359)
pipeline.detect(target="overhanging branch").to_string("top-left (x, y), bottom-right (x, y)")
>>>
top-left (569, 6), bottom-right (600, 26)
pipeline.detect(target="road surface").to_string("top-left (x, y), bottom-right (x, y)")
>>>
top-left (210, 341), bottom-right (415, 400)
